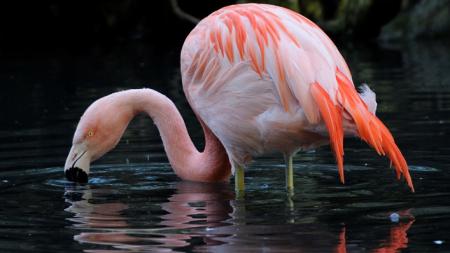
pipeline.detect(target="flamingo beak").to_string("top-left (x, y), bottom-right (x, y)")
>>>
top-left (64, 143), bottom-right (90, 183)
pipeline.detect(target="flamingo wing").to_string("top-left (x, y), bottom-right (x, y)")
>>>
top-left (181, 4), bottom-right (413, 191)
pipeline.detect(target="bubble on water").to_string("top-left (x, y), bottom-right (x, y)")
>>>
top-left (434, 240), bottom-right (444, 245)
top-left (390, 212), bottom-right (400, 223)
top-left (260, 183), bottom-right (269, 189)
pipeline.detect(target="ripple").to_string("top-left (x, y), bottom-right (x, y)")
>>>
top-left (0, 162), bottom-right (448, 253)
top-left (409, 165), bottom-right (440, 172)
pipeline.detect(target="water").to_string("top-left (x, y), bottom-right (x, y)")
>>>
top-left (0, 40), bottom-right (449, 252)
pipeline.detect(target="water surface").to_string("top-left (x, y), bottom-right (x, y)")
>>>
top-left (0, 41), bottom-right (449, 252)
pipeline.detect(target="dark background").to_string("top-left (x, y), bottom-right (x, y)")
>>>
top-left (0, 1), bottom-right (235, 50)
top-left (1, 0), bottom-right (447, 50)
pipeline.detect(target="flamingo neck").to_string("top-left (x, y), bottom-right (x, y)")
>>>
top-left (127, 89), bottom-right (230, 182)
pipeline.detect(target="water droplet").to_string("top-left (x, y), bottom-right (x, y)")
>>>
top-left (260, 183), bottom-right (269, 189)
top-left (390, 212), bottom-right (400, 223)
top-left (434, 240), bottom-right (444, 245)
top-left (126, 158), bottom-right (130, 164)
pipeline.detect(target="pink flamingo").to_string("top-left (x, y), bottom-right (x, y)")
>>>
top-left (64, 4), bottom-right (414, 192)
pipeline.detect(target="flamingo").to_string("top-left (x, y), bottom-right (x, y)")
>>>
top-left (64, 3), bottom-right (414, 192)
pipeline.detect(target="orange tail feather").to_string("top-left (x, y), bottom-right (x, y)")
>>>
top-left (311, 71), bottom-right (414, 192)
top-left (311, 82), bottom-right (345, 183)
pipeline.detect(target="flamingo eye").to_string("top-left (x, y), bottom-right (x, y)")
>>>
top-left (87, 130), bottom-right (95, 137)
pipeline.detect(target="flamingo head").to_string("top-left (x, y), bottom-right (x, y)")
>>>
top-left (64, 93), bottom-right (135, 183)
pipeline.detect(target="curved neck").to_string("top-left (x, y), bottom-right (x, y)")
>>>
top-left (126, 89), bottom-right (230, 182)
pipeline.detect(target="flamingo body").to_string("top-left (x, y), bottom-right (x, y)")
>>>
top-left (181, 4), bottom-right (413, 190)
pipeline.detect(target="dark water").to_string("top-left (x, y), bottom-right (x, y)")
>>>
top-left (0, 41), bottom-right (449, 252)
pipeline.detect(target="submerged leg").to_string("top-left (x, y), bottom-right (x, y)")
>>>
top-left (234, 164), bottom-right (245, 194)
top-left (284, 154), bottom-right (294, 191)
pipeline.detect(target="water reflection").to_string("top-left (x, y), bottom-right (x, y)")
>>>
top-left (64, 180), bottom-right (415, 252)
top-left (372, 219), bottom-right (414, 253)
top-left (339, 216), bottom-right (415, 253)
top-left (65, 190), bottom-right (129, 229)
top-left (64, 181), bottom-right (234, 252)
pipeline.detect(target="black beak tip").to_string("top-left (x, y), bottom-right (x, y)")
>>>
top-left (65, 167), bottom-right (88, 183)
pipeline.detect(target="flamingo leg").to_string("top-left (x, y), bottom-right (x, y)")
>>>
top-left (234, 164), bottom-right (245, 194)
top-left (284, 154), bottom-right (294, 191)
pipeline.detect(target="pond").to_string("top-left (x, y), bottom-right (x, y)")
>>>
top-left (0, 40), bottom-right (449, 252)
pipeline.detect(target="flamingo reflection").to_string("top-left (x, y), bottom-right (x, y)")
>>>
top-left (65, 189), bottom-right (128, 229)
top-left (65, 184), bottom-right (415, 252)
top-left (372, 210), bottom-right (415, 253)
top-left (336, 210), bottom-right (415, 253)
top-left (64, 182), bottom-right (233, 252)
